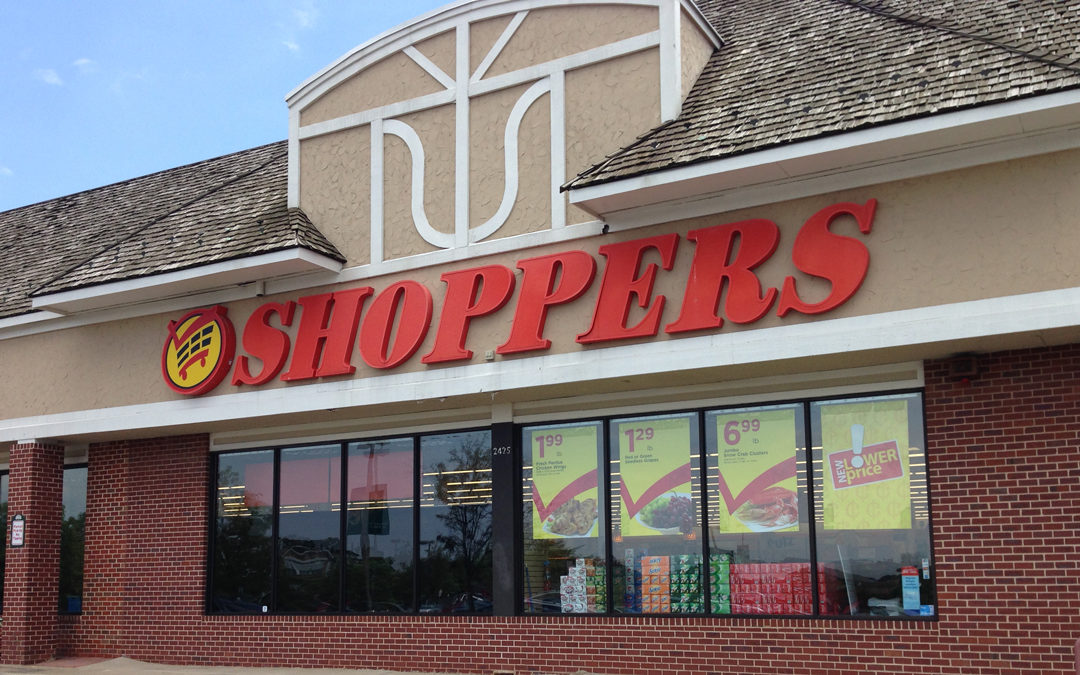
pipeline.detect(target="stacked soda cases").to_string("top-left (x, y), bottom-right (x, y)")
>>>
top-left (709, 552), bottom-right (731, 613)
top-left (623, 552), bottom-right (706, 613)
top-left (559, 558), bottom-right (606, 613)
top-left (727, 562), bottom-right (815, 614)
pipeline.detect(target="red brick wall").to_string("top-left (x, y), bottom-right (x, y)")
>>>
top-left (55, 344), bottom-right (1080, 674)
top-left (2, 441), bottom-right (63, 665)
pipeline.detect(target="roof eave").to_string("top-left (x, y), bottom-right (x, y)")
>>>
top-left (30, 248), bottom-right (344, 316)
top-left (568, 88), bottom-right (1080, 224)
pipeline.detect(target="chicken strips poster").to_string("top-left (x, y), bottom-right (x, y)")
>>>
top-left (713, 407), bottom-right (800, 533)
top-left (820, 398), bottom-right (912, 530)
top-left (529, 423), bottom-right (600, 539)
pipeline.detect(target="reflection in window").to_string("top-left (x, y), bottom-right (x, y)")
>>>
top-left (706, 404), bottom-right (811, 615)
top-left (611, 412), bottom-right (702, 614)
top-left (419, 431), bottom-right (492, 614)
top-left (522, 421), bottom-right (605, 614)
top-left (346, 438), bottom-right (414, 613)
top-left (278, 445), bottom-right (341, 613)
top-left (58, 466), bottom-right (87, 614)
top-left (811, 393), bottom-right (934, 617)
top-left (211, 451), bottom-right (273, 613)
top-left (59, 465), bottom-right (86, 614)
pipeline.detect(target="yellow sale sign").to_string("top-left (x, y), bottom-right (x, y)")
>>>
top-left (616, 415), bottom-right (694, 538)
top-left (529, 423), bottom-right (600, 539)
top-left (713, 408), bottom-right (799, 533)
top-left (820, 399), bottom-right (912, 530)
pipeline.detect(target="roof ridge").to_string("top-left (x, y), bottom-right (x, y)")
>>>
top-left (1, 140), bottom-right (287, 216)
top-left (832, 0), bottom-right (1080, 75)
top-left (30, 145), bottom-right (289, 299)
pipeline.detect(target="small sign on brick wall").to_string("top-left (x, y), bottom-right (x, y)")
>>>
top-left (10, 514), bottom-right (25, 547)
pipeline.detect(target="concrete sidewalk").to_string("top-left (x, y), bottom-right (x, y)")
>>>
top-left (0, 657), bottom-right (475, 675)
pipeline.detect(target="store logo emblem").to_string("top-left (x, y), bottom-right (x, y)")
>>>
top-left (161, 306), bottom-right (236, 396)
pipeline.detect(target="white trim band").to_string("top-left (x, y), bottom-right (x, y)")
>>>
top-left (4, 285), bottom-right (1079, 442)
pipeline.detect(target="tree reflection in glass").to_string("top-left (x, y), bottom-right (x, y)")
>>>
top-left (277, 444), bottom-right (341, 613)
top-left (211, 451), bottom-right (273, 613)
top-left (419, 431), bottom-right (492, 614)
top-left (346, 438), bottom-right (414, 613)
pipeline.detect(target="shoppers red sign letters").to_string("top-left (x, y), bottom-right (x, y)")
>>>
top-left (166, 199), bottom-right (876, 396)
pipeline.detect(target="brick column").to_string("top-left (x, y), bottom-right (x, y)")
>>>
top-left (1, 441), bottom-right (63, 665)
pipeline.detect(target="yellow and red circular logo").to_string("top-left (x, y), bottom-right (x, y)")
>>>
top-left (161, 306), bottom-right (235, 396)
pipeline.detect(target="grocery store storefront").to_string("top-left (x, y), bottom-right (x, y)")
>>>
top-left (2, 0), bottom-right (1079, 672)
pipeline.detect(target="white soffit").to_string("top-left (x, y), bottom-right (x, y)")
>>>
top-left (568, 89), bottom-right (1080, 220)
top-left (30, 248), bottom-right (344, 315)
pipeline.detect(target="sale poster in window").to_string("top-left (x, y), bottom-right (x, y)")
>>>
top-left (529, 424), bottom-right (600, 539)
top-left (713, 408), bottom-right (800, 533)
top-left (820, 399), bottom-right (912, 530)
top-left (617, 415), bottom-right (694, 538)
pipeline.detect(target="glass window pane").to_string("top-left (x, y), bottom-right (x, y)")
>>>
top-left (278, 444), bottom-right (342, 613)
top-left (345, 438), bottom-right (414, 613)
top-left (522, 421), bottom-right (605, 614)
top-left (611, 412), bottom-right (702, 614)
top-left (811, 392), bottom-right (935, 617)
top-left (211, 451), bottom-right (274, 613)
top-left (419, 430), bottom-right (492, 614)
top-left (706, 404), bottom-right (811, 615)
top-left (59, 466), bottom-right (86, 614)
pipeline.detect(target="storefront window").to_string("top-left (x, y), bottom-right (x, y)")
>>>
top-left (522, 421), bottom-right (605, 614)
top-left (59, 465), bottom-right (87, 613)
top-left (211, 450), bottom-right (274, 613)
top-left (419, 430), bottom-right (493, 614)
top-left (811, 393), bottom-right (935, 617)
top-left (346, 438), bottom-right (414, 613)
top-left (209, 392), bottom-right (933, 619)
top-left (278, 444), bottom-right (341, 613)
top-left (706, 404), bottom-right (811, 615)
top-left (612, 412), bottom-right (703, 614)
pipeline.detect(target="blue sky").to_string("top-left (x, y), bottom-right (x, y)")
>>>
top-left (0, 0), bottom-right (447, 211)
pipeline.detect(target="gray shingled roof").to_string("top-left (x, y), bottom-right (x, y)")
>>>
top-left (568, 0), bottom-right (1080, 188)
top-left (0, 141), bottom-right (344, 320)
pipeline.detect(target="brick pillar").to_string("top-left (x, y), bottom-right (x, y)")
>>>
top-left (1, 441), bottom-right (63, 664)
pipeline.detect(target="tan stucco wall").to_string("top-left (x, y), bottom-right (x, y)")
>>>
top-left (4, 149), bottom-right (1080, 420)
top-left (300, 50), bottom-right (447, 127)
top-left (415, 29), bottom-right (457, 80)
top-left (481, 4), bottom-right (658, 78)
top-left (680, 12), bottom-right (714, 101)
top-left (564, 48), bottom-right (661, 226)
top-left (299, 126), bottom-right (372, 266)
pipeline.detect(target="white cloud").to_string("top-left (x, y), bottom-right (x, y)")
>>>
top-left (0, 166), bottom-right (13, 177)
top-left (283, 40), bottom-right (301, 53)
top-left (72, 57), bottom-right (97, 74)
top-left (109, 67), bottom-right (151, 95)
top-left (34, 68), bottom-right (63, 86)
top-left (293, 3), bottom-right (319, 29)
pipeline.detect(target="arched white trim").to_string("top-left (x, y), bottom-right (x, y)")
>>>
top-left (286, 0), bottom-right (713, 111)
